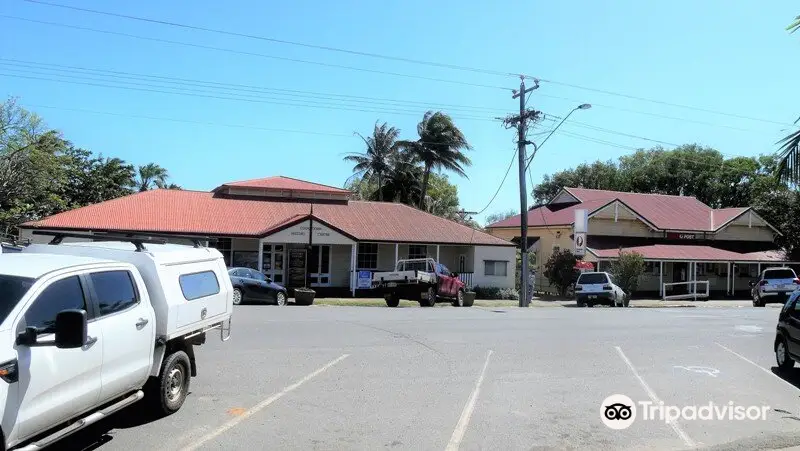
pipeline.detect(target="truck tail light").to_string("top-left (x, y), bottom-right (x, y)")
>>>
top-left (793, 278), bottom-right (800, 285)
top-left (760, 280), bottom-right (768, 286)
top-left (602, 284), bottom-right (612, 290)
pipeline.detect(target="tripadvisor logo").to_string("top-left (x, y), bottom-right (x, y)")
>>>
top-left (600, 394), bottom-right (769, 429)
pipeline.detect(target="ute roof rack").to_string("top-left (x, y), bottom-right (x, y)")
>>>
top-left (32, 230), bottom-right (218, 251)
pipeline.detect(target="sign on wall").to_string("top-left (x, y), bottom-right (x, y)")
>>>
top-left (667, 232), bottom-right (701, 240)
top-left (574, 209), bottom-right (588, 233)
top-left (357, 271), bottom-right (372, 289)
top-left (288, 248), bottom-right (307, 287)
top-left (574, 232), bottom-right (587, 256)
top-left (267, 220), bottom-right (354, 245)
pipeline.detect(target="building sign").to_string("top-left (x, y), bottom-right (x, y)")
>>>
top-left (574, 232), bottom-right (587, 256)
top-left (357, 270), bottom-right (372, 289)
top-left (267, 220), bottom-right (354, 245)
top-left (667, 232), bottom-right (700, 240)
top-left (288, 248), bottom-right (307, 287)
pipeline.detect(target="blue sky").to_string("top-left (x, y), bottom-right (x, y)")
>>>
top-left (2, 0), bottom-right (799, 223)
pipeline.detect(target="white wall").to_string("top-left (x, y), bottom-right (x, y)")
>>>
top-left (473, 245), bottom-right (516, 289)
top-left (330, 244), bottom-right (353, 288)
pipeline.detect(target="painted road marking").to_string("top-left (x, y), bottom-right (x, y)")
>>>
top-left (715, 342), bottom-right (798, 391)
top-left (615, 346), bottom-right (696, 448)
top-left (735, 325), bottom-right (763, 333)
top-left (180, 354), bottom-right (350, 451)
top-left (445, 350), bottom-right (493, 451)
top-left (673, 366), bottom-right (720, 377)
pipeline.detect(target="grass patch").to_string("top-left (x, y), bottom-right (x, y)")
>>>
top-left (312, 298), bottom-right (522, 308)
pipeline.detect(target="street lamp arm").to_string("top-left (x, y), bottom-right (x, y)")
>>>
top-left (525, 104), bottom-right (590, 171)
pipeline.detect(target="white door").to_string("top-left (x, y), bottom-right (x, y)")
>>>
top-left (87, 270), bottom-right (155, 401)
top-left (310, 245), bottom-right (331, 287)
top-left (261, 244), bottom-right (286, 285)
top-left (15, 274), bottom-right (103, 440)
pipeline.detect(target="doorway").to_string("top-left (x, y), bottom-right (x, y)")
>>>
top-left (261, 244), bottom-right (285, 285)
top-left (672, 262), bottom-right (688, 294)
top-left (309, 245), bottom-right (331, 287)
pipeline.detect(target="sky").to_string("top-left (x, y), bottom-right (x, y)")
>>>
top-left (2, 0), bottom-right (799, 224)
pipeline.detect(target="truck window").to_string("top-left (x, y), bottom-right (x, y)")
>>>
top-left (577, 273), bottom-right (609, 285)
top-left (179, 271), bottom-right (221, 301)
top-left (0, 275), bottom-right (35, 325)
top-left (90, 271), bottom-right (138, 316)
top-left (24, 276), bottom-right (86, 334)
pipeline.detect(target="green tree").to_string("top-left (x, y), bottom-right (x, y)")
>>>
top-left (344, 121), bottom-right (401, 202)
top-left (400, 111), bottom-right (472, 210)
top-left (776, 15), bottom-right (800, 184)
top-left (543, 248), bottom-right (577, 296)
top-left (610, 251), bottom-right (646, 305)
top-left (61, 147), bottom-right (136, 208)
top-left (485, 209), bottom-right (518, 226)
top-left (136, 163), bottom-right (170, 192)
top-left (424, 173), bottom-right (460, 219)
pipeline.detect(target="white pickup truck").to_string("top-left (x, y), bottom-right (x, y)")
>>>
top-left (0, 232), bottom-right (233, 451)
top-left (371, 258), bottom-right (470, 308)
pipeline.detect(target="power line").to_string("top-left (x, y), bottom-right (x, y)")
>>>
top-left (0, 72), bottom-right (499, 122)
top-left (0, 15), bottom-right (511, 92)
top-left (0, 58), bottom-right (509, 115)
top-left (531, 76), bottom-right (799, 128)
top-left (472, 147), bottom-right (518, 215)
top-left (543, 113), bottom-right (680, 147)
top-left (21, 0), bottom-right (517, 78)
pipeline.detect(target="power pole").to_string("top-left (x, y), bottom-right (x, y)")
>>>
top-left (505, 76), bottom-right (540, 307)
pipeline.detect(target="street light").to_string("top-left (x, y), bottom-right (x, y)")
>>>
top-left (525, 104), bottom-right (591, 170)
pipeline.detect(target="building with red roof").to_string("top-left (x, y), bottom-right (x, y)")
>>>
top-left (485, 187), bottom-right (798, 297)
top-left (19, 176), bottom-right (516, 296)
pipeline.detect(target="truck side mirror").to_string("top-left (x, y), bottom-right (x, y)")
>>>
top-left (54, 309), bottom-right (87, 349)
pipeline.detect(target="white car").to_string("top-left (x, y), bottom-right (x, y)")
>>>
top-left (574, 271), bottom-right (627, 307)
top-left (750, 267), bottom-right (800, 307)
top-left (0, 232), bottom-right (233, 450)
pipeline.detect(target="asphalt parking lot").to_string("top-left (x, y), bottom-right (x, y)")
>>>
top-left (56, 303), bottom-right (800, 451)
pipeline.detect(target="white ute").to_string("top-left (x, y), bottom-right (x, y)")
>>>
top-left (0, 232), bottom-right (233, 451)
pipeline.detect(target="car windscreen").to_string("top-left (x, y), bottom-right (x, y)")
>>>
top-left (578, 273), bottom-right (608, 284)
top-left (764, 269), bottom-right (796, 279)
top-left (0, 275), bottom-right (36, 324)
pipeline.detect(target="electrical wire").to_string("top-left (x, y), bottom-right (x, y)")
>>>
top-left (0, 15), bottom-right (511, 92)
top-left (472, 147), bottom-right (518, 215)
top-left (21, 0), bottom-right (517, 78)
top-left (0, 58), bottom-right (510, 115)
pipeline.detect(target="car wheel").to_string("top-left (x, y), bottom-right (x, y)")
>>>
top-left (755, 295), bottom-right (765, 307)
top-left (147, 350), bottom-right (191, 416)
top-left (276, 291), bottom-right (287, 306)
top-left (776, 338), bottom-right (795, 370)
top-left (385, 293), bottom-right (400, 307)
top-left (452, 289), bottom-right (465, 307)
top-left (233, 288), bottom-right (243, 305)
top-left (421, 287), bottom-right (437, 307)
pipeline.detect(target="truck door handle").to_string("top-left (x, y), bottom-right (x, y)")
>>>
top-left (85, 336), bottom-right (98, 347)
top-left (136, 318), bottom-right (149, 329)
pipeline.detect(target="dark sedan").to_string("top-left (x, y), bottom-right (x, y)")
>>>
top-left (228, 267), bottom-right (289, 306)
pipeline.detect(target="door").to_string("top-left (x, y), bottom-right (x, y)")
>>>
top-left (672, 262), bottom-right (688, 294)
top-left (437, 264), bottom-right (455, 296)
top-left (87, 270), bottom-right (155, 401)
top-left (242, 269), bottom-right (268, 300)
top-left (249, 269), bottom-right (276, 302)
top-left (309, 245), bottom-right (331, 287)
top-left (785, 299), bottom-right (800, 357)
top-left (15, 274), bottom-right (103, 439)
top-left (261, 244), bottom-right (285, 286)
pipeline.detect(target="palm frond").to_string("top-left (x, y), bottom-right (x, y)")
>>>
top-left (776, 125), bottom-right (800, 185)
top-left (788, 15), bottom-right (800, 33)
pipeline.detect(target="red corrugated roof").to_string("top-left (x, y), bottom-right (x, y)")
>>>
top-left (22, 189), bottom-right (512, 246)
top-left (590, 244), bottom-right (786, 262)
top-left (216, 176), bottom-right (351, 194)
top-left (487, 187), bottom-right (753, 232)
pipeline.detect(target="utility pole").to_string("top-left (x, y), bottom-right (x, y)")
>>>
top-left (505, 76), bottom-right (540, 307)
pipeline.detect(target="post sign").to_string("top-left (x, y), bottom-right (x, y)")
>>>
top-left (667, 232), bottom-right (699, 240)
top-left (357, 270), bottom-right (372, 289)
top-left (574, 232), bottom-right (587, 256)
top-left (574, 209), bottom-right (588, 234)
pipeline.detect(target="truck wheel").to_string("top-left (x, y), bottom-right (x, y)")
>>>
top-left (421, 286), bottom-right (437, 307)
top-left (385, 293), bottom-right (400, 307)
top-left (452, 289), bottom-right (464, 307)
top-left (149, 350), bottom-right (191, 415)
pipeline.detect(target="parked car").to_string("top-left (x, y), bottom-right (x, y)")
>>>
top-left (750, 267), bottom-right (800, 307)
top-left (228, 267), bottom-right (288, 306)
top-left (0, 232), bottom-right (233, 451)
top-left (773, 290), bottom-right (800, 370)
top-left (372, 258), bottom-right (469, 307)
top-left (574, 271), bottom-right (627, 307)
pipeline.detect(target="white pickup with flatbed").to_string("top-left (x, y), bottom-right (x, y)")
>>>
top-left (371, 258), bottom-right (470, 308)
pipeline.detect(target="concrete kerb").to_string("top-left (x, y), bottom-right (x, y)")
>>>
top-left (303, 298), bottom-right (760, 309)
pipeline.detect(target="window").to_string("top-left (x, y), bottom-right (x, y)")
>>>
top-left (24, 276), bottom-right (86, 334)
top-left (211, 238), bottom-right (232, 266)
top-left (439, 264), bottom-right (451, 275)
top-left (232, 251), bottom-right (258, 270)
top-left (458, 255), bottom-right (466, 273)
top-left (765, 269), bottom-right (797, 279)
top-left (408, 245), bottom-right (427, 259)
top-left (357, 243), bottom-right (378, 269)
top-left (179, 271), bottom-right (220, 301)
top-left (91, 271), bottom-right (138, 316)
top-left (645, 262), bottom-right (661, 275)
top-left (577, 273), bottom-right (609, 285)
top-left (484, 260), bottom-right (508, 277)
top-left (251, 271), bottom-right (267, 282)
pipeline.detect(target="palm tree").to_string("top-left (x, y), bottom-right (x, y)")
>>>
top-left (344, 121), bottom-right (401, 201)
top-left (400, 111), bottom-right (472, 210)
top-left (378, 151), bottom-right (424, 204)
top-left (136, 163), bottom-right (169, 192)
top-left (776, 15), bottom-right (800, 185)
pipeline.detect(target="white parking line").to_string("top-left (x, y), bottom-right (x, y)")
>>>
top-left (445, 350), bottom-right (493, 451)
top-left (714, 342), bottom-right (797, 391)
top-left (614, 346), bottom-right (696, 448)
top-left (180, 354), bottom-right (350, 451)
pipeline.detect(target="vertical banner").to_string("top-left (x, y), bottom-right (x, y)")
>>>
top-left (574, 209), bottom-right (588, 257)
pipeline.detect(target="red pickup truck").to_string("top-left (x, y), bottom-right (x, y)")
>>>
top-left (371, 258), bottom-right (471, 308)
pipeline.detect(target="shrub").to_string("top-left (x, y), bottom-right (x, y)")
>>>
top-left (544, 249), bottom-right (577, 296)
top-left (473, 286), bottom-right (519, 300)
top-left (610, 251), bottom-right (646, 301)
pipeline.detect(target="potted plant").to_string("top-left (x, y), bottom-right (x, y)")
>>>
top-left (462, 290), bottom-right (476, 307)
top-left (294, 287), bottom-right (316, 305)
